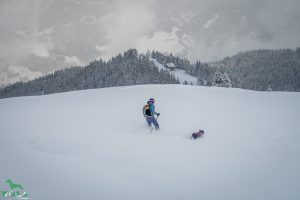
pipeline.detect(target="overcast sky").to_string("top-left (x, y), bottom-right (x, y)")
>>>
top-left (0, 0), bottom-right (300, 85)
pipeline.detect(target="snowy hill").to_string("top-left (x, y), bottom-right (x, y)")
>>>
top-left (0, 85), bottom-right (300, 200)
top-left (150, 58), bottom-right (198, 85)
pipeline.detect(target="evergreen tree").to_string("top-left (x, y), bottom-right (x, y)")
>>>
top-left (212, 71), bottom-right (232, 87)
top-left (0, 49), bottom-right (179, 99)
top-left (267, 84), bottom-right (272, 91)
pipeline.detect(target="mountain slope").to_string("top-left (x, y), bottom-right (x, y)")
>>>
top-left (0, 85), bottom-right (300, 200)
top-left (0, 49), bottom-right (179, 99)
top-left (212, 48), bottom-right (300, 91)
top-left (150, 58), bottom-right (198, 84)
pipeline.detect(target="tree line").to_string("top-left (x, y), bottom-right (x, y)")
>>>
top-left (1, 47), bottom-right (299, 99)
top-left (152, 48), bottom-right (300, 91)
top-left (0, 49), bottom-right (179, 99)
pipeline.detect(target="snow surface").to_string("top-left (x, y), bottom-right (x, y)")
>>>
top-left (150, 58), bottom-right (198, 85)
top-left (0, 85), bottom-right (300, 200)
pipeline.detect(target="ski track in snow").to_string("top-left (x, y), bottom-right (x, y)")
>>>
top-left (0, 85), bottom-right (300, 200)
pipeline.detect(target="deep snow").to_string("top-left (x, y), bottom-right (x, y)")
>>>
top-left (0, 85), bottom-right (300, 200)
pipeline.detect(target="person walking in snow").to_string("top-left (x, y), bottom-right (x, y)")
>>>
top-left (143, 98), bottom-right (160, 130)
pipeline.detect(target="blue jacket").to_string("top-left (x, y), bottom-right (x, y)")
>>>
top-left (149, 102), bottom-right (159, 116)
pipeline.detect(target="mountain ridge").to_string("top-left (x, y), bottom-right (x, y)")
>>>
top-left (1, 47), bottom-right (300, 99)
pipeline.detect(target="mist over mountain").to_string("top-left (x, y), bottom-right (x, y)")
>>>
top-left (1, 0), bottom-right (299, 86)
top-left (1, 47), bottom-right (299, 99)
top-left (0, 49), bottom-right (179, 99)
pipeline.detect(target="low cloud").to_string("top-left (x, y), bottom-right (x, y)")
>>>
top-left (64, 55), bottom-right (82, 66)
top-left (203, 14), bottom-right (219, 29)
top-left (0, 65), bottom-right (43, 87)
top-left (0, 0), bottom-right (300, 85)
top-left (137, 27), bottom-right (185, 54)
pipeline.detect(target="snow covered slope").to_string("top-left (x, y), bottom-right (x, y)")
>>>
top-left (0, 85), bottom-right (300, 200)
top-left (150, 58), bottom-right (198, 84)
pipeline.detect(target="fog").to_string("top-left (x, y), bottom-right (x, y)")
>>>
top-left (0, 0), bottom-right (299, 85)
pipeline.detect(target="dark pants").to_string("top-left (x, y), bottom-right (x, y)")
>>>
top-left (146, 116), bottom-right (159, 129)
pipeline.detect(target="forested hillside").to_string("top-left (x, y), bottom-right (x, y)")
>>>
top-left (0, 49), bottom-right (178, 99)
top-left (1, 48), bottom-right (299, 99)
top-left (213, 48), bottom-right (300, 91)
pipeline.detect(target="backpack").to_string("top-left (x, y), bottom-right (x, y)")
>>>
top-left (143, 103), bottom-right (151, 117)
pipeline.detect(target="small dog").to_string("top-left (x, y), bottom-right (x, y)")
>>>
top-left (191, 130), bottom-right (205, 139)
